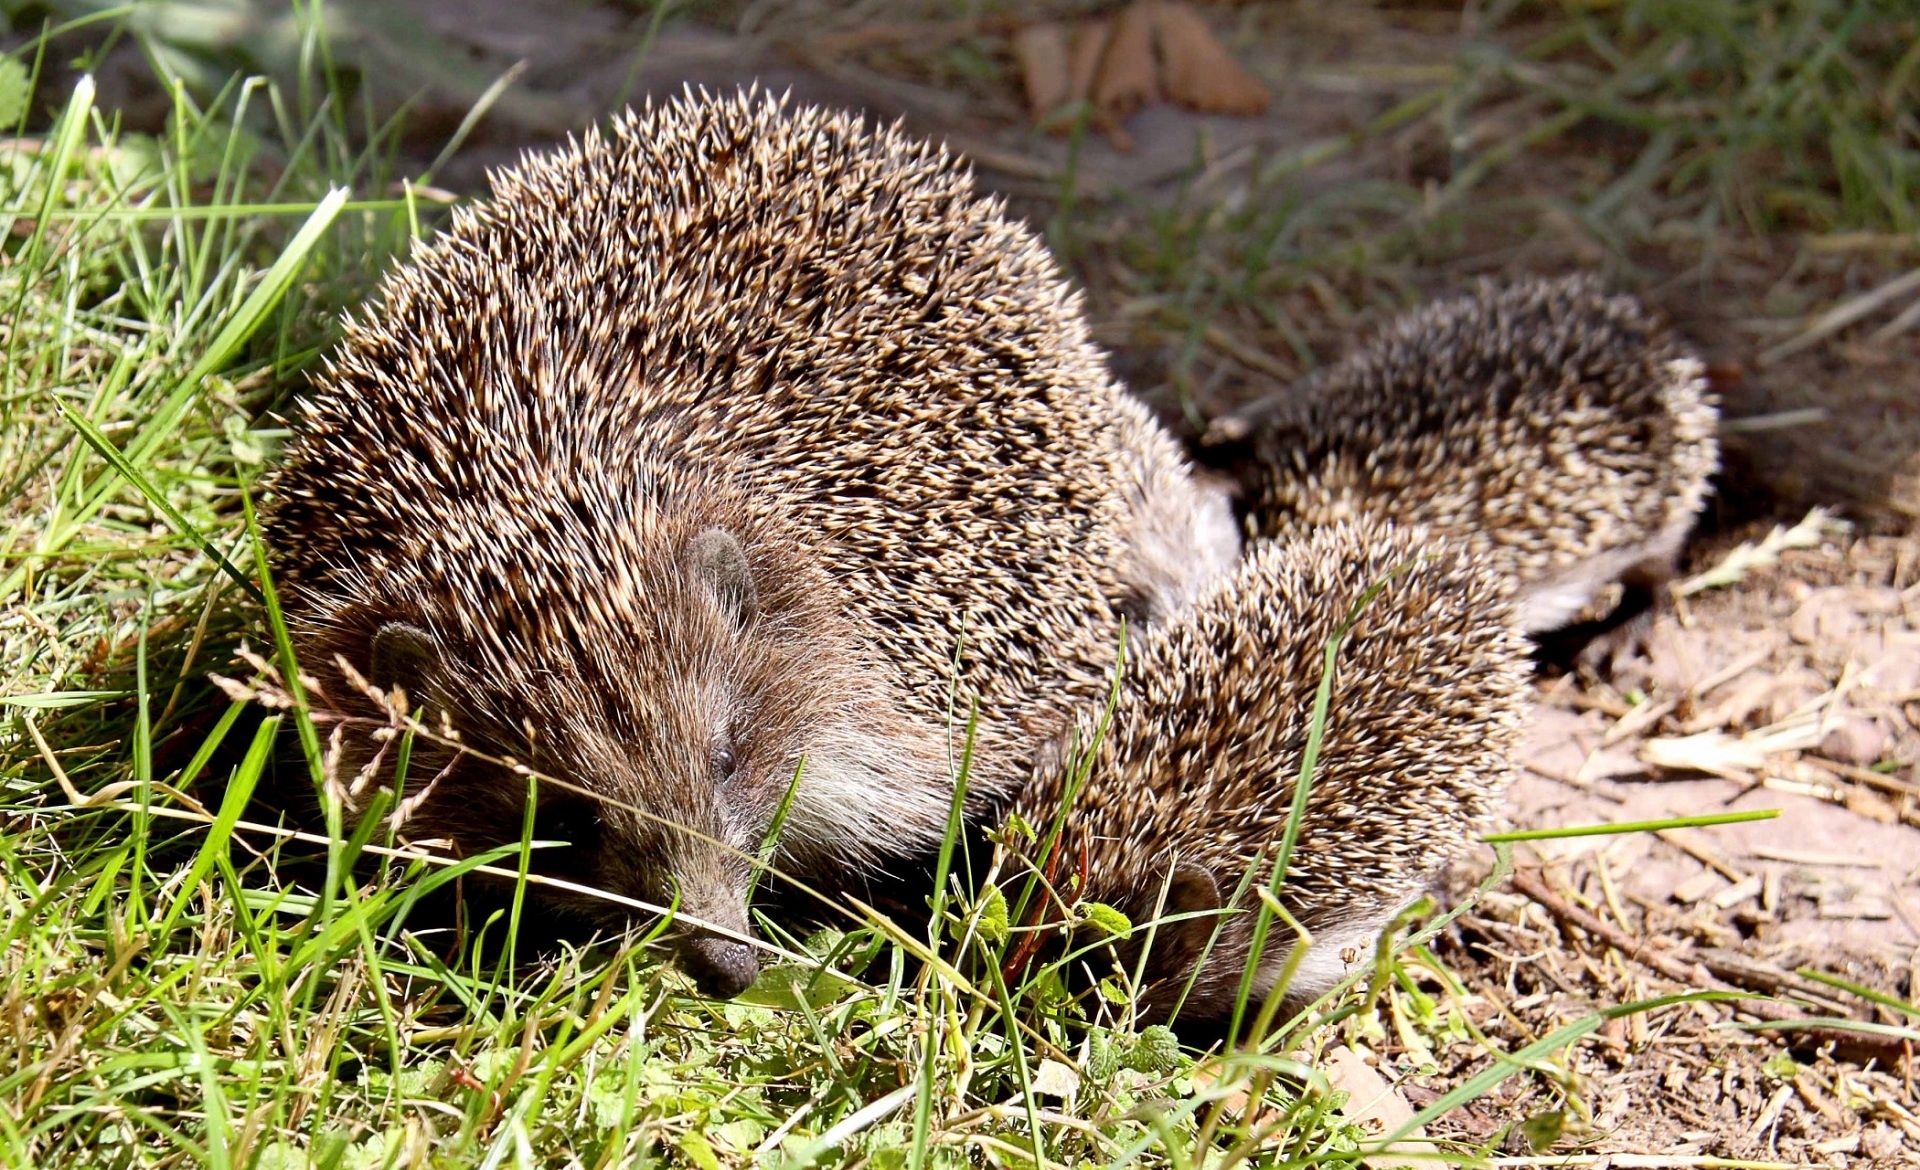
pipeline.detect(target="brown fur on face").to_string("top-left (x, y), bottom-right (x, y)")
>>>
top-left (289, 466), bottom-right (949, 996)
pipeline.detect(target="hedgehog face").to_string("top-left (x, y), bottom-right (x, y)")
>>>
top-left (556, 525), bottom-right (801, 996)
top-left (318, 499), bottom-right (958, 997)
top-left (350, 524), bottom-right (854, 998)
top-left (521, 524), bottom-right (826, 997)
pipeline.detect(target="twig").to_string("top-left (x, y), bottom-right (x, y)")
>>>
top-left (1491, 1157), bottom-right (1803, 1169)
top-left (1693, 948), bottom-right (1855, 1015)
top-left (1718, 408), bottom-right (1828, 434)
top-left (1510, 868), bottom-right (1910, 1065)
top-left (22, 710), bottom-right (212, 816)
top-left (1757, 267), bottom-right (1920, 366)
top-left (1672, 508), bottom-right (1845, 598)
top-left (1803, 755), bottom-right (1920, 800)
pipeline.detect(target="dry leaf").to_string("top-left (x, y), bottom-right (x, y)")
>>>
top-left (1322, 1046), bottom-right (1436, 1168)
top-left (1151, 0), bottom-right (1269, 116)
top-left (1187, 1060), bottom-right (1283, 1127)
top-left (1672, 869), bottom-right (1727, 904)
top-left (1092, 0), bottom-right (1160, 124)
top-left (1030, 1058), bottom-right (1080, 1099)
top-left (1640, 718), bottom-right (1825, 779)
top-left (1710, 873), bottom-right (1764, 910)
top-left (1818, 716), bottom-right (1890, 767)
top-left (1055, 17), bottom-right (1143, 149)
top-left (1011, 23), bottom-right (1073, 122)
top-left (1015, 0), bottom-right (1266, 146)
top-left (1066, 18), bottom-right (1114, 118)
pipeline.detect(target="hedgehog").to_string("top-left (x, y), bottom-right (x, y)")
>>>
top-left (263, 88), bottom-right (1239, 997)
top-left (1109, 392), bottom-right (1243, 625)
top-left (1011, 518), bottom-right (1530, 1028)
top-left (1200, 276), bottom-right (1719, 659)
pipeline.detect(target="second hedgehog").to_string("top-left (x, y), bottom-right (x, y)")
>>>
top-left (1203, 276), bottom-right (1720, 649)
top-left (1013, 519), bottom-right (1529, 1027)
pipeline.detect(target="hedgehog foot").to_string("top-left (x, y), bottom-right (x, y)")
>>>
top-left (1527, 518), bottom-right (1691, 679)
top-left (1529, 581), bottom-right (1659, 677)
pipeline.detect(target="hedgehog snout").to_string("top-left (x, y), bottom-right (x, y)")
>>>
top-left (681, 934), bottom-right (760, 999)
top-left (665, 879), bottom-right (761, 999)
top-left (641, 818), bottom-right (762, 998)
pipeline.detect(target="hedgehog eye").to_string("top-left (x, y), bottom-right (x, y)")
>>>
top-left (541, 798), bottom-right (602, 849)
top-left (710, 742), bottom-right (738, 781)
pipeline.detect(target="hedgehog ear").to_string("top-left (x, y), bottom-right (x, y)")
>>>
top-left (370, 622), bottom-right (441, 710)
top-left (1154, 861), bottom-right (1228, 958)
top-left (1164, 863), bottom-right (1223, 919)
top-left (686, 528), bottom-right (758, 624)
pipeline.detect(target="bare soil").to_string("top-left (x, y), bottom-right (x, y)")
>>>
top-left (1427, 528), bottom-right (1920, 1162)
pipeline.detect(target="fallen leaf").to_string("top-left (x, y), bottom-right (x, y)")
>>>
top-left (1187, 1060), bottom-right (1281, 1127)
top-left (1066, 18), bottom-right (1114, 119)
top-left (1056, 16), bottom-right (1143, 149)
top-left (1011, 22), bottom-right (1073, 122)
top-left (1092, 0), bottom-right (1159, 126)
top-left (1710, 873), bottom-right (1764, 910)
top-left (1151, 1), bottom-right (1269, 115)
top-left (1322, 1045), bottom-right (1437, 1168)
top-left (1818, 716), bottom-right (1890, 767)
top-left (1016, 0), bottom-right (1267, 145)
top-left (1640, 719), bottom-right (1825, 779)
top-left (1031, 1057), bottom-right (1080, 1099)
top-left (1678, 669), bottom-right (1775, 733)
top-left (1672, 869), bottom-right (1727, 904)
top-left (1860, 629), bottom-right (1920, 692)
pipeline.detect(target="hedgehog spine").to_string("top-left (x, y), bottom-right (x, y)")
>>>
top-left (264, 87), bottom-right (1231, 996)
top-left (1015, 518), bottom-right (1530, 1025)
top-left (1204, 275), bottom-right (1720, 640)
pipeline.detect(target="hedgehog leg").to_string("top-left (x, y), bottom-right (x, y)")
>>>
top-left (1529, 585), bottom-right (1656, 675)
top-left (1021, 519), bottom-right (1531, 1032)
top-left (1525, 513), bottom-right (1694, 676)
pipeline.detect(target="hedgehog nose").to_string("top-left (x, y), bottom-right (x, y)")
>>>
top-left (681, 934), bottom-right (759, 998)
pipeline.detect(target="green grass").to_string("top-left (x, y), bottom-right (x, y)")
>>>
top-left (4, 4), bottom-right (1912, 1167)
top-left (1513, 0), bottom-right (1920, 237)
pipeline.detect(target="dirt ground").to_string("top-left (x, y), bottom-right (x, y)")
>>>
top-left (43, 0), bottom-right (1920, 1159)
top-left (1423, 528), bottom-right (1920, 1163)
